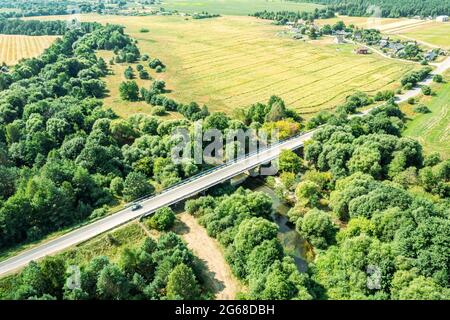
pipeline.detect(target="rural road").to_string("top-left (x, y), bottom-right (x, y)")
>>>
top-left (0, 57), bottom-right (449, 278)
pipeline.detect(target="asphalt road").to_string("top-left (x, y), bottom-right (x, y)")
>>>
top-left (0, 57), bottom-right (448, 277)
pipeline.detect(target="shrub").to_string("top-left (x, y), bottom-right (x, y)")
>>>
top-left (407, 97), bottom-right (415, 105)
top-left (139, 69), bottom-right (150, 79)
top-left (151, 106), bottom-right (167, 116)
top-left (421, 85), bottom-right (432, 96)
top-left (139, 28), bottom-right (149, 33)
top-left (433, 74), bottom-right (443, 83)
top-left (413, 104), bottom-right (431, 114)
top-left (147, 207), bottom-right (175, 231)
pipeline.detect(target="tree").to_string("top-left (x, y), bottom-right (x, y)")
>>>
top-left (421, 85), bottom-right (432, 96)
top-left (147, 207), bottom-right (175, 231)
top-left (124, 66), bottom-right (134, 79)
top-left (233, 217), bottom-right (278, 255)
top-left (432, 74), bottom-right (443, 83)
top-left (278, 150), bottom-right (302, 173)
top-left (296, 209), bottom-right (337, 249)
top-left (203, 112), bottom-right (230, 131)
top-left (110, 177), bottom-right (124, 197)
top-left (265, 96), bottom-right (287, 122)
top-left (123, 171), bottom-right (154, 201)
top-left (119, 81), bottom-right (139, 101)
top-left (166, 263), bottom-right (200, 300)
top-left (295, 180), bottom-right (321, 207)
top-left (96, 264), bottom-right (130, 300)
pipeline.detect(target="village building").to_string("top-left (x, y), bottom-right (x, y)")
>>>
top-left (424, 50), bottom-right (438, 61)
top-left (388, 42), bottom-right (405, 53)
top-left (436, 15), bottom-right (449, 22)
top-left (355, 47), bottom-right (369, 54)
top-left (334, 34), bottom-right (345, 44)
top-left (379, 39), bottom-right (389, 48)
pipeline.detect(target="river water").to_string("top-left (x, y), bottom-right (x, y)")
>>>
top-left (242, 178), bottom-right (310, 272)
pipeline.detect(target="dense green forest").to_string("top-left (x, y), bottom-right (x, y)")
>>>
top-left (250, 8), bottom-right (335, 24)
top-left (294, 0), bottom-right (450, 18)
top-left (0, 19), bottom-right (96, 36)
top-left (0, 233), bottom-right (209, 300)
top-left (0, 0), bottom-right (96, 18)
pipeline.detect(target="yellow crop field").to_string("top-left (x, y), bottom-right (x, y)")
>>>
top-left (0, 34), bottom-right (58, 66)
top-left (33, 14), bottom-right (415, 117)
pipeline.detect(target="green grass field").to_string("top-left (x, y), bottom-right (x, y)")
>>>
top-left (33, 14), bottom-right (415, 118)
top-left (402, 79), bottom-right (450, 159)
top-left (156, 0), bottom-right (322, 15)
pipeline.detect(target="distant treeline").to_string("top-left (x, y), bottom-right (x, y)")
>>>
top-left (290, 0), bottom-right (449, 18)
top-left (251, 8), bottom-right (335, 24)
top-left (0, 19), bottom-right (99, 36)
top-left (0, 0), bottom-right (97, 18)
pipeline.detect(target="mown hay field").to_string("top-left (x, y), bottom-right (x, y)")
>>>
top-left (34, 14), bottom-right (415, 117)
top-left (0, 34), bottom-right (58, 66)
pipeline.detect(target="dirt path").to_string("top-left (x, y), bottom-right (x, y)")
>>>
top-left (174, 213), bottom-right (241, 300)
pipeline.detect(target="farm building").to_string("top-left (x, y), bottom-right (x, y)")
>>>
top-left (355, 47), bottom-right (369, 54)
top-left (436, 15), bottom-right (449, 22)
top-left (334, 34), bottom-right (345, 44)
top-left (388, 42), bottom-right (405, 53)
top-left (424, 50), bottom-right (438, 61)
top-left (379, 39), bottom-right (389, 48)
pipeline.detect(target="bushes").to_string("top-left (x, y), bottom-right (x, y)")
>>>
top-left (151, 106), bottom-right (167, 116)
top-left (147, 207), bottom-right (175, 231)
top-left (149, 58), bottom-right (165, 70)
top-left (413, 104), bottom-right (431, 114)
top-left (124, 66), bottom-right (134, 79)
top-left (374, 90), bottom-right (394, 102)
top-left (401, 67), bottom-right (432, 88)
top-left (421, 85), bottom-right (432, 96)
top-left (119, 81), bottom-right (139, 101)
top-left (433, 74), bottom-right (443, 83)
top-left (139, 69), bottom-right (150, 79)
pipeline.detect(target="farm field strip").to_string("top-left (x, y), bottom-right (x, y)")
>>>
top-left (291, 68), bottom-right (405, 112)
top-left (0, 35), bottom-right (58, 66)
top-left (218, 58), bottom-right (367, 101)
top-left (221, 59), bottom-right (403, 105)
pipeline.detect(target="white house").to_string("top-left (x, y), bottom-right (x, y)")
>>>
top-left (436, 15), bottom-right (449, 22)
